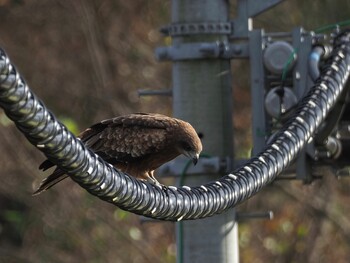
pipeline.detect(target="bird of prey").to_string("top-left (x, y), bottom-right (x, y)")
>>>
top-left (33, 113), bottom-right (202, 195)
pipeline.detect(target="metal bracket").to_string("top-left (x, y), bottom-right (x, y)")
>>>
top-left (160, 22), bottom-right (233, 37)
top-left (160, 1), bottom-right (286, 39)
top-left (156, 41), bottom-right (249, 61)
top-left (232, 0), bottom-right (286, 38)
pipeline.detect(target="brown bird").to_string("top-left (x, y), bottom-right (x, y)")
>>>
top-left (33, 113), bottom-right (202, 195)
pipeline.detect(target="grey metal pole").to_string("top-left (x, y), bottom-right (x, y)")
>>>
top-left (170, 1), bottom-right (238, 262)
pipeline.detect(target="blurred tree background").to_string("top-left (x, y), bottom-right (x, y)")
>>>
top-left (0, 0), bottom-right (349, 262)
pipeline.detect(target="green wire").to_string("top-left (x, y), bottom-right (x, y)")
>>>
top-left (179, 153), bottom-right (212, 185)
top-left (314, 19), bottom-right (350, 34)
top-left (281, 48), bottom-right (298, 83)
top-left (177, 153), bottom-right (212, 263)
top-left (281, 20), bottom-right (350, 83)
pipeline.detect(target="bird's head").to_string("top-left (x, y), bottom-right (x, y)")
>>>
top-left (176, 121), bottom-right (203, 165)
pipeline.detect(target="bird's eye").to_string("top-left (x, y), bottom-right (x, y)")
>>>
top-left (181, 141), bottom-right (192, 151)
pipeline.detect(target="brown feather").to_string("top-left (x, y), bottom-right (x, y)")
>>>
top-left (34, 113), bottom-right (202, 194)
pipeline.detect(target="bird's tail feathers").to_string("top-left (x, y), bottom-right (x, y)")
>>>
top-left (33, 169), bottom-right (68, 195)
top-left (39, 159), bottom-right (55, 171)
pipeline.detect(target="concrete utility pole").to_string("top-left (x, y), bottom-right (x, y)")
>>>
top-left (169, 1), bottom-right (238, 262)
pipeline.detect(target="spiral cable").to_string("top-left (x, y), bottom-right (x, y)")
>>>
top-left (0, 31), bottom-right (350, 221)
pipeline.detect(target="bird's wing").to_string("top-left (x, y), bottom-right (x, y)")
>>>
top-left (39, 113), bottom-right (171, 170)
top-left (84, 114), bottom-right (170, 164)
top-left (35, 113), bottom-right (172, 194)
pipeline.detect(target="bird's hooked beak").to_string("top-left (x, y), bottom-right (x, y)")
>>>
top-left (192, 153), bottom-right (199, 166)
top-left (183, 151), bottom-right (200, 166)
